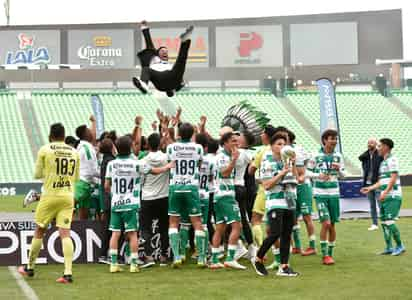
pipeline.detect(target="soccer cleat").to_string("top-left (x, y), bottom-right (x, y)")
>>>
top-left (159, 256), bottom-right (168, 267)
top-left (132, 77), bottom-right (148, 94)
top-left (17, 266), bottom-right (34, 277)
top-left (266, 259), bottom-right (279, 270)
top-left (140, 259), bottom-right (155, 269)
top-left (110, 265), bottom-right (122, 273)
top-left (209, 262), bottom-right (224, 270)
top-left (98, 256), bottom-right (110, 264)
top-left (368, 225), bottom-right (379, 231)
top-left (291, 247), bottom-right (302, 254)
top-left (179, 25), bottom-right (194, 41)
top-left (322, 256), bottom-right (335, 265)
top-left (56, 274), bottom-right (73, 284)
top-left (276, 266), bottom-right (299, 277)
top-left (379, 248), bottom-right (394, 255)
top-left (197, 261), bottom-right (207, 268)
top-left (172, 258), bottom-right (182, 268)
top-left (301, 247), bottom-right (317, 256)
top-left (251, 258), bottom-right (268, 276)
top-left (391, 245), bottom-right (406, 256)
top-left (23, 190), bottom-right (38, 208)
top-left (234, 245), bottom-right (248, 261)
top-left (130, 264), bottom-right (140, 273)
top-left (224, 260), bottom-right (247, 270)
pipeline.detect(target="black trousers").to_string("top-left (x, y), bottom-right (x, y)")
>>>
top-left (235, 185), bottom-right (254, 245)
top-left (140, 39), bottom-right (191, 92)
top-left (140, 198), bottom-right (169, 258)
top-left (257, 209), bottom-right (295, 264)
top-left (207, 192), bottom-right (215, 242)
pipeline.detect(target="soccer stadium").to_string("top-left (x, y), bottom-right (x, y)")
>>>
top-left (0, 3), bottom-right (412, 300)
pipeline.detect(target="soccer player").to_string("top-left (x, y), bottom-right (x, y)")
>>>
top-left (289, 131), bottom-right (316, 256)
top-left (233, 131), bottom-right (255, 260)
top-left (210, 132), bottom-right (246, 270)
top-left (105, 136), bottom-right (172, 273)
top-left (18, 123), bottom-right (80, 284)
top-left (195, 133), bottom-right (215, 264)
top-left (248, 125), bottom-right (276, 248)
top-left (133, 20), bottom-right (193, 97)
top-left (166, 123), bottom-right (207, 267)
top-left (361, 138), bottom-right (405, 256)
top-left (252, 133), bottom-right (299, 277)
top-left (307, 129), bottom-right (345, 265)
top-left (75, 117), bottom-right (100, 220)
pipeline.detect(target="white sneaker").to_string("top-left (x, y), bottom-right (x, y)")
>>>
top-left (234, 245), bottom-right (248, 261)
top-left (368, 225), bottom-right (379, 231)
top-left (224, 260), bottom-right (247, 270)
top-left (23, 190), bottom-right (39, 207)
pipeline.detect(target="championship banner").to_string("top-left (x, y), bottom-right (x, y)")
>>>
top-left (0, 220), bottom-right (103, 266)
top-left (316, 78), bottom-right (343, 153)
top-left (91, 94), bottom-right (105, 138)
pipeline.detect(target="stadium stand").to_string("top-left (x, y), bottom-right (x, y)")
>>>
top-left (2, 89), bottom-right (412, 183)
top-left (0, 92), bottom-right (35, 182)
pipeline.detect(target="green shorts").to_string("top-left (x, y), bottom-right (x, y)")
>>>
top-left (296, 184), bottom-right (313, 217)
top-left (109, 209), bottom-right (139, 232)
top-left (380, 196), bottom-right (402, 221)
top-left (74, 180), bottom-right (92, 209)
top-left (214, 195), bottom-right (241, 225)
top-left (315, 196), bottom-right (340, 224)
top-left (90, 185), bottom-right (105, 213)
top-left (168, 185), bottom-right (201, 218)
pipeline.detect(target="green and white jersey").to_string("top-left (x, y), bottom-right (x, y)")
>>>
top-left (260, 154), bottom-right (288, 211)
top-left (77, 140), bottom-right (99, 184)
top-left (199, 154), bottom-right (215, 200)
top-left (166, 140), bottom-right (203, 188)
top-left (214, 150), bottom-right (236, 198)
top-left (105, 155), bottom-right (151, 212)
top-left (293, 144), bottom-right (312, 186)
top-left (307, 148), bottom-right (345, 198)
top-left (379, 153), bottom-right (402, 199)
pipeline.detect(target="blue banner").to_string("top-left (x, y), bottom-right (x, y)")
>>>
top-left (316, 78), bottom-right (342, 153)
top-left (90, 94), bottom-right (105, 138)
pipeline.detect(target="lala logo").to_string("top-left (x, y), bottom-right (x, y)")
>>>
top-left (5, 33), bottom-right (51, 65)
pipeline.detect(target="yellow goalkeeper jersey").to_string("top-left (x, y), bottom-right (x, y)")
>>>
top-left (34, 141), bottom-right (80, 198)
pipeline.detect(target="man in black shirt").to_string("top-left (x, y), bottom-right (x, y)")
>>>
top-left (359, 138), bottom-right (383, 231)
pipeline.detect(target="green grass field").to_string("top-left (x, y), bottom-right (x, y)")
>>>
top-left (1, 186), bottom-right (411, 212)
top-left (0, 219), bottom-right (411, 300)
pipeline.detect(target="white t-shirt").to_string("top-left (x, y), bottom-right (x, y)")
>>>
top-left (141, 151), bottom-right (169, 201)
top-left (234, 149), bottom-right (252, 186)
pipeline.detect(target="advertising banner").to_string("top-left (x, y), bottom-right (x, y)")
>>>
top-left (216, 25), bottom-right (283, 67)
top-left (68, 29), bottom-right (134, 68)
top-left (140, 27), bottom-right (209, 67)
top-left (0, 30), bottom-right (60, 65)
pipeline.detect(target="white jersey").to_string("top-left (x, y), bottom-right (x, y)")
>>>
top-left (166, 141), bottom-right (203, 187)
top-left (199, 154), bottom-right (216, 200)
top-left (77, 140), bottom-right (99, 184)
top-left (142, 151), bottom-right (169, 201)
top-left (214, 150), bottom-right (235, 198)
top-left (105, 155), bottom-right (151, 212)
top-left (234, 149), bottom-right (252, 186)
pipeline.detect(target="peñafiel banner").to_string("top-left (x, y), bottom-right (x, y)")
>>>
top-left (0, 220), bottom-right (103, 266)
top-left (316, 77), bottom-right (343, 153)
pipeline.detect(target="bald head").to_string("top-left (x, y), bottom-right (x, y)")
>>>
top-left (219, 126), bottom-right (233, 138)
top-left (367, 138), bottom-right (377, 151)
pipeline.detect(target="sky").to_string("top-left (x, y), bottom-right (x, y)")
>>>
top-left (0, 0), bottom-right (410, 64)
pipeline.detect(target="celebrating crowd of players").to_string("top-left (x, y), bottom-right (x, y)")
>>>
top-left (17, 107), bottom-right (406, 283)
